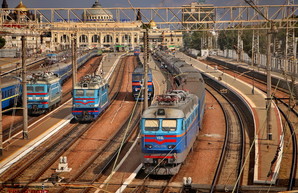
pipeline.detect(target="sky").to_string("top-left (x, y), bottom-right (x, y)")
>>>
top-left (5, 0), bottom-right (288, 9)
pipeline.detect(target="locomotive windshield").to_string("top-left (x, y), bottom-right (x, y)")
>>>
top-left (75, 90), bottom-right (84, 97)
top-left (86, 90), bottom-right (95, 97)
top-left (132, 74), bottom-right (143, 81)
top-left (144, 119), bottom-right (177, 132)
top-left (145, 120), bottom-right (159, 131)
top-left (36, 86), bottom-right (45, 92)
top-left (162, 120), bottom-right (177, 131)
top-left (27, 86), bottom-right (33, 92)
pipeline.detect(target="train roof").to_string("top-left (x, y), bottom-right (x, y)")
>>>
top-left (27, 72), bottom-right (60, 85)
top-left (1, 76), bottom-right (21, 88)
top-left (142, 90), bottom-right (198, 119)
top-left (74, 75), bottom-right (107, 89)
top-left (133, 66), bottom-right (152, 74)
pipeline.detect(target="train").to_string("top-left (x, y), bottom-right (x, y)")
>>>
top-left (134, 47), bottom-right (141, 56)
top-left (45, 51), bottom-right (69, 66)
top-left (26, 49), bottom-right (101, 115)
top-left (27, 72), bottom-right (62, 115)
top-left (1, 76), bottom-right (22, 111)
top-left (132, 65), bottom-right (154, 100)
top-left (141, 51), bottom-right (206, 175)
top-left (72, 75), bottom-right (109, 121)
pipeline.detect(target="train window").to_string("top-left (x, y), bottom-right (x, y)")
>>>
top-left (162, 120), bottom-right (177, 131)
top-left (144, 120), bottom-right (159, 131)
top-left (75, 90), bottom-right (84, 97)
top-left (133, 75), bottom-right (143, 81)
top-left (36, 86), bottom-right (44, 92)
top-left (27, 86), bottom-right (33, 92)
top-left (86, 90), bottom-right (95, 97)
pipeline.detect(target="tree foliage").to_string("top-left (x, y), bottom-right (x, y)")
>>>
top-left (0, 36), bottom-right (5, 49)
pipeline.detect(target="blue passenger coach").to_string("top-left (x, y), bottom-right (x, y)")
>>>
top-left (1, 76), bottom-right (21, 110)
top-left (72, 75), bottom-right (109, 121)
top-left (27, 72), bottom-right (62, 115)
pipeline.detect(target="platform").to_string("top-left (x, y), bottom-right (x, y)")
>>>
top-left (176, 52), bottom-right (283, 185)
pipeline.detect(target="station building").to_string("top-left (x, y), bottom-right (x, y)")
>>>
top-left (0, 0), bottom-right (183, 56)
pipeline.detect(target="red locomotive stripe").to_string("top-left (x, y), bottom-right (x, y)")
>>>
top-left (41, 102), bottom-right (48, 104)
top-left (144, 139), bottom-right (176, 144)
top-left (75, 98), bottom-right (95, 100)
top-left (132, 82), bottom-right (153, 86)
top-left (144, 135), bottom-right (156, 137)
top-left (144, 155), bottom-right (174, 159)
top-left (27, 93), bottom-right (47, 95)
top-left (88, 110), bottom-right (99, 112)
top-left (75, 101), bottom-right (94, 105)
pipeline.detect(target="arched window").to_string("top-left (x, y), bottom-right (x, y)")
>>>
top-left (122, 34), bottom-right (131, 44)
top-left (79, 35), bottom-right (88, 43)
top-left (103, 35), bottom-right (113, 43)
top-left (92, 35), bottom-right (99, 43)
top-left (60, 35), bottom-right (69, 43)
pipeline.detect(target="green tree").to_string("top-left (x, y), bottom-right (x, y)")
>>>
top-left (0, 36), bottom-right (5, 49)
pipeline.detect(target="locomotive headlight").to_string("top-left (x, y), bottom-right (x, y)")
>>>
top-left (145, 144), bottom-right (152, 149)
top-left (168, 145), bottom-right (176, 149)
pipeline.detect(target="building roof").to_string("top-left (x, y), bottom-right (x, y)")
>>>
top-left (15, 1), bottom-right (28, 12)
top-left (85, 0), bottom-right (113, 18)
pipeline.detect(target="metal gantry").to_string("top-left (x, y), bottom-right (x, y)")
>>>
top-left (0, 5), bottom-right (297, 32)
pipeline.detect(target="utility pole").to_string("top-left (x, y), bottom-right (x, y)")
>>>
top-left (0, 67), bottom-right (2, 156)
top-left (143, 29), bottom-right (149, 110)
top-left (72, 34), bottom-right (77, 87)
top-left (22, 36), bottom-right (28, 139)
top-left (266, 23), bottom-right (277, 140)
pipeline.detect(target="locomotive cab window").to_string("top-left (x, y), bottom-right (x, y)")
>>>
top-left (75, 90), bottom-right (84, 97)
top-left (162, 120), bottom-right (177, 131)
top-left (36, 86), bottom-right (44, 92)
top-left (27, 86), bottom-right (34, 92)
top-left (144, 120), bottom-right (159, 131)
top-left (86, 90), bottom-right (95, 97)
top-left (133, 75), bottom-right (143, 81)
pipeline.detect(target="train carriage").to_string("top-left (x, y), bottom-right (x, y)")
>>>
top-left (141, 51), bottom-right (205, 175)
top-left (134, 47), bottom-right (141, 56)
top-left (27, 72), bottom-right (62, 115)
top-left (132, 66), bottom-right (154, 100)
top-left (72, 75), bottom-right (109, 121)
top-left (1, 76), bottom-right (21, 110)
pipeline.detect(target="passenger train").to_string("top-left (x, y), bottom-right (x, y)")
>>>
top-left (27, 72), bottom-right (62, 115)
top-left (141, 51), bottom-right (206, 175)
top-left (72, 75), bottom-right (109, 121)
top-left (1, 76), bottom-right (21, 111)
top-left (132, 65), bottom-right (153, 100)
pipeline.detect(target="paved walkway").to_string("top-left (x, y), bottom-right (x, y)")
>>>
top-left (176, 52), bottom-right (283, 185)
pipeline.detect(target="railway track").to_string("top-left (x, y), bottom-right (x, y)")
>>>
top-left (0, 55), bottom-right (140, 193)
top-left (203, 58), bottom-right (297, 190)
top-left (206, 86), bottom-right (245, 193)
top-left (1, 56), bottom-right (102, 143)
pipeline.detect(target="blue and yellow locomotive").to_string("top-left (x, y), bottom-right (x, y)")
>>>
top-left (132, 66), bottom-right (153, 100)
top-left (27, 72), bottom-right (62, 115)
top-left (72, 75), bottom-right (109, 121)
top-left (141, 51), bottom-right (205, 175)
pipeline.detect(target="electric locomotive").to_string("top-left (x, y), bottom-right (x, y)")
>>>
top-left (1, 76), bottom-right (21, 110)
top-left (72, 75), bottom-right (109, 121)
top-left (141, 51), bottom-right (205, 175)
top-left (27, 72), bottom-right (62, 115)
top-left (134, 47), bottom-right (141, 56)
top-left (132, 65), bottom-right (153, 100)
